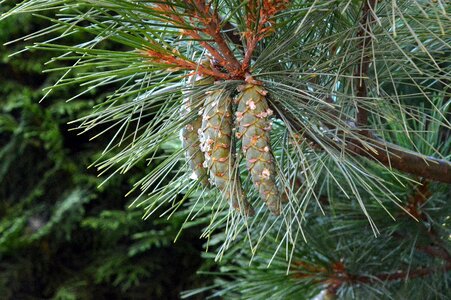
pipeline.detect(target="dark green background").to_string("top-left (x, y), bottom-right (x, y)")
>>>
top-left (0, 8), bottom-right (210, 300)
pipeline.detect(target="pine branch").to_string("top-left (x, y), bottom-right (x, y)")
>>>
top-left (418, 245), bottom-right (451, 264)
top-left (143, 49), bottom-right (230, 79)
top-left (190, 1), bottom-right (243, 76)
top-left (279, 103), bottom-right (451, 184)
top-left (293, 260), bottom-right (451, 296)
top-left (355, 134), bottom-right (451, 184)
top-left (354, 0), bottom-right (377, 127)
top-left (405, 179), bottom-right (431, 218)
top-left (354, 265), bottom-right (451, 283)
top-left (154, 3), bottom-right (237, 77)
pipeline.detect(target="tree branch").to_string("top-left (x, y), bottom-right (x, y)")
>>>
top-left (221, 7), bottom-right (451, 184)
top-left (355, 134), bottom-right (451, 183)
top-left (280, 110), bottom-right (451, 184)
top-left (293, 260), bottom-right (451, 295)
top-left (156, 2), bottom-right (450, 183)
top-left (155, 3), bottom-right (236, 76)
top-left (191, 1), bottom-right (243, 76)
top-left (403, 181), bottom-right (451, 263)
top-left (143, 49), bottom-right (231, 79)
top-left (355, 0), bottom-right (377, 127)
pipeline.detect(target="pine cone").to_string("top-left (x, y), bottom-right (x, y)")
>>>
top-left (181, 77), bottom-right (213, 186)
top-left (200, 89), bottom-right (255, 216)
top-left (236, 84), bottom-right (281, 215)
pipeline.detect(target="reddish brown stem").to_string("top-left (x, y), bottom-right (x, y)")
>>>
top-left (242, 36), bottom-right (258, 72)
top-left (418, 245), bottom-right (451, 263)
top-left (403, 182), bottom-right (451, 264)
top-left (405, 179), bottom-right (431, 218)
top-left (155, 3), bottom-right (235, 76)
top-left (144, 50), bottom-right (230, 79)
top-left (191, 1), bottom-right (243, 76)
top-left (293, 260), bottom-right (450, 295)
top-left (188, 30), bottom-right (235, 73)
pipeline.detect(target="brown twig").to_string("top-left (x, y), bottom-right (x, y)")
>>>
top-left (405, 179), bottom-right (431, 219)
top-left (355, 0), bottom-right (377, 127)
top-left (242, 0), bottom-right (289, 72)
top-left (292, 260), bottom-right (451, 295)
top-left (190, 1), bottom-right (243, 76)
top-left (279, 109), bottom-right (451, 184)
top-left (342, 263), bottom-right (451, 294)
top-left (402, 180), bottom-right (451, 263)
top-left (418, 245), bottom-right (451, 263)
top-left (154, 3), bottom-right (237, 75)
top-left (144, 49), bottom-right (231, 79)
top-left (355, 134), bottom-right (451, 184)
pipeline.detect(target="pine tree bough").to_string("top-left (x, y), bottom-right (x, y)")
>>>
top-left (181, 77), bottom-right (213, 186)
top-left (236, 84), bottom-right (281, 215)
top-left (357, 136), bottom-right (451, 184)
top-left (200, 89), bottom-right (255, 216)
top-left (354, 0), bottom-right (377, 127)
top-left (281, 110), bottom-right (451, 184)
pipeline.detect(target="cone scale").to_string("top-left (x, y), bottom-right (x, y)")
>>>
top-left (235, 84), bottom-right (281, 215)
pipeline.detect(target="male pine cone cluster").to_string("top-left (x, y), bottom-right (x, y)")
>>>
top-left (181, 78), bottom-right (281, 216)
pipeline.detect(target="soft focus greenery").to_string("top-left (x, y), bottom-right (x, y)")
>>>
top-left (0, 6), bottom-right (209, 299)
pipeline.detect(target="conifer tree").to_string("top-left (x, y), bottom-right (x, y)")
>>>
top-left (2, 1), bottom-right (450, 299)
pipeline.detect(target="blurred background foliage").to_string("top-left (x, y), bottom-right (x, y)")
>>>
top-left (0, 6), bottom-right (210, 300)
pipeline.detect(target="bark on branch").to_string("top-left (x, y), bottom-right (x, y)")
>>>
top-left (281, 111), bottom-right (451, 184)
top-left (354, 0), bottom-right (377, 127)
top-left (356, 135), bottom-right (451, 183)
top-left (293, 260), bottom-right (451, 295)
